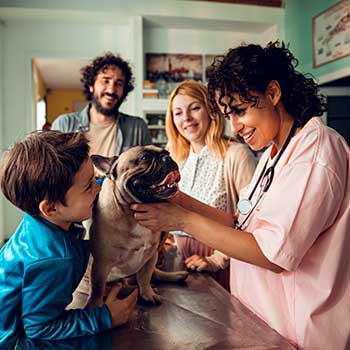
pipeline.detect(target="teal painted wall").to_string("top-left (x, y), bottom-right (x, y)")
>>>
top-left (285, 0), bottom-right (350, 81)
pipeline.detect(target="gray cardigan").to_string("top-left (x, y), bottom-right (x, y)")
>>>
top-left (51, 104), bottom-right (152, 155)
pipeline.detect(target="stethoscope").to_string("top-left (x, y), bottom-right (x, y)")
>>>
top-left (235, 122), bottom-right (298, 230)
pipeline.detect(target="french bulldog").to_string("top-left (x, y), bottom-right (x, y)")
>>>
top-left (86, 145), bottom-right (188, 307)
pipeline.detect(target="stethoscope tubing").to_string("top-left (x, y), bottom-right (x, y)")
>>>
top-left (236, 122), bottom-right (298, 230)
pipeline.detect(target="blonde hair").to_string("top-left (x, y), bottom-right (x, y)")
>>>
top-left (166, 80), bottom-right (231, 163)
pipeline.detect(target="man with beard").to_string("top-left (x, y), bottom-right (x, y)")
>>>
top-left (52, 53), bottom-right (152, 157)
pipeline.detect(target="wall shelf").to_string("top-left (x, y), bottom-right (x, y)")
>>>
top-left (148, 125), bottom-right (165, 129)
top-left (142, 98), bottom-right (168, 112)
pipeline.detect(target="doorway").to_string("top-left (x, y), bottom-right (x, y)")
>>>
top-left (32, 58), bottom-right (89, 130)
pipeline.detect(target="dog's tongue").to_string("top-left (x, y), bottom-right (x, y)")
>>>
top-left (157, 170), bottom-right (181, 186)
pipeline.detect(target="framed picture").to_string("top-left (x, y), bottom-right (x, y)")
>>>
top-left (145, 53), bottom-right (202, 97)
top-left (146, 53), bottom-right (202, 82)
top-left (312, 0), bottom-right (350, 68)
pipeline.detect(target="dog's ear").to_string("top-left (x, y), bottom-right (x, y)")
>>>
top-left (91, 155), bottom-right (118, 178)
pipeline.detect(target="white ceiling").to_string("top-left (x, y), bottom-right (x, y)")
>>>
top-left (34, 58), bottom-right (90, 89)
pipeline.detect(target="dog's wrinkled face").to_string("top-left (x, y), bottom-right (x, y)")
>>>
top-left (125, 147), bottom-right (180, 203)
top-left (92, 145), bottom-right (180, 203)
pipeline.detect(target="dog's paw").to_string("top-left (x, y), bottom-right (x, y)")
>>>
top-left (174, 270), bottom-right (189, 281)
top-left (139, 288), bottom-right (162, 305)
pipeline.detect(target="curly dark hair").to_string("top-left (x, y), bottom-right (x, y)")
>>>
top-left (81, 52), bottom-right (135, 102)
top-left (207, 41), bottom-right (327, 126)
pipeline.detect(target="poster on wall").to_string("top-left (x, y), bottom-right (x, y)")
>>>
top-left (145, 53), bottom-right (202, 82)
top-left (312, 0), bottom-right (350, 68)
top-left (145, 53), bottom-right (202, 97)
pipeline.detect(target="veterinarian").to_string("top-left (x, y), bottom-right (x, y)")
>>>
top-left (52, 53), bottom-right (152, 157)
top-left (0, 131), bottom-right (137, 350)
top-left (131, 41), bottom-right (350, 349)
top-left (165, 80), bottom-right (255, 291)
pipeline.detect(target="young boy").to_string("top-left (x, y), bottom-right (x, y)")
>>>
top-left (0, 131), bottom-right (137, 350)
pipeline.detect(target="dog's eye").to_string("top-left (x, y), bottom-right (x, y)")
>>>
top-left (140, 154), bottom-right (150, 161)
top-left (161, 154), bottom-right (170, 162)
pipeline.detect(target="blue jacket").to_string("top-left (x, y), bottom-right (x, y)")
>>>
top-left (0, 215), bottom-right (111, 350)
top-left (51, 104), bottom-right (152, 156)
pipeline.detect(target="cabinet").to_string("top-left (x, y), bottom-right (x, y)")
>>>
top-left (145, 112), bottom-right (167, 147)
top-left (142, 98), bottom-right (168, 146)
top-left (326, 96), bottom-right (350, 144)
top-left (320, 87), bottom-right (350, 145)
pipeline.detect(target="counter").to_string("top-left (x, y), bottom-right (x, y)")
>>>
top-left (16, 272), bottom-right (296, 350)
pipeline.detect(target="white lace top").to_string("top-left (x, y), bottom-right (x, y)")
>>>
top-left (179, 145), bottom-right (227, 211)
top-left (173, 145), bottom-right (227, 238)
top-left (172, 143), bottom-right (257, 271)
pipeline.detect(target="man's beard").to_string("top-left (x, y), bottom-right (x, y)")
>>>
top-left (92, 93), bottom-right (124, 117)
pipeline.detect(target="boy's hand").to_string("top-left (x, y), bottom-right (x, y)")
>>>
top-left (105, 284), bottom-right (138, 327)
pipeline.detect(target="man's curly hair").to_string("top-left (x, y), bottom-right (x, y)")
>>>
top-left (207, 41), bottom-right (327, 127)
top-left (81, 52), bottom-right (135, 101)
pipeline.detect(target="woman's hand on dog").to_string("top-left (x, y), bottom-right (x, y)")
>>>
top-left (131, 202), bottom-right (191, 233)
top-left (105, 284), bottom-right (138, 327)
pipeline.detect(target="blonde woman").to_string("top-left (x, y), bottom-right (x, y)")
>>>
top-left (166, 80), bottom-right (256, 291)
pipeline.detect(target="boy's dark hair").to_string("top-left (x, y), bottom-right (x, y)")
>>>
top-left (81, 52), bottom-right (135, 102)
top-left (0, 131), bottom-right (89, 216)
top-left (207, 41), bottom-right (327, 127)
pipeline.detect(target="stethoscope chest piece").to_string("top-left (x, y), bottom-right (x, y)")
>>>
top-left (237, 199), bottom-right (253, 215)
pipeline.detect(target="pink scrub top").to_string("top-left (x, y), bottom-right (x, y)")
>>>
top-left (231, 117), bottom-right (350, 349)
